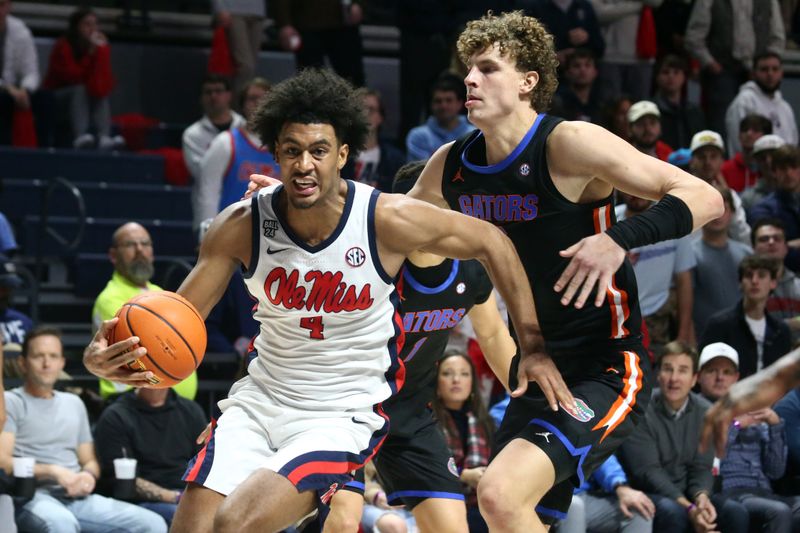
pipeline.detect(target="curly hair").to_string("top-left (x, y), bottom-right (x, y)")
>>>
top-left (457, 11), bottom-right (559, 112)
top-left (250, 68), bottom-right (369, 157)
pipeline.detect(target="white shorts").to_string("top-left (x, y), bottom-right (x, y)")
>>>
top-left (183, 377), bottom-right (389, 497)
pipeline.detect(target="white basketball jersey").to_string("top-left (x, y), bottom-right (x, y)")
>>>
top-left (240, 180), bottom-right (404, 412)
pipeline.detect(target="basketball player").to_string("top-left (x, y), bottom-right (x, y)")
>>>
top-left (404, 11), bottom-right (723, 532)
top-left (82, 69), bottom-right (570, 533)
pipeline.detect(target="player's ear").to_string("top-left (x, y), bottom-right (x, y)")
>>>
top-left (520, 70), bottom-right (539, 97)
top-left (338, 143), bottom-right (349, 170)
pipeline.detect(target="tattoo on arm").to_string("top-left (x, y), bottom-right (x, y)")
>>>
top-left (135, 477), bottom-right (175, 503)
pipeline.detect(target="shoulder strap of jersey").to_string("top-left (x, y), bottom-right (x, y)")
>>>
top-left (442, 129), bottom-right (481, 183)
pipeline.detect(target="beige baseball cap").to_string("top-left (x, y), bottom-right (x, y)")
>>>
top-left (690, 130), bottom-right (725, 154)
top-left (627, 100), bottom-right (661, 124)
top-left (699, 342), bottom-right (739, 370)
top-left (753, 134), bottom-right (786, 155)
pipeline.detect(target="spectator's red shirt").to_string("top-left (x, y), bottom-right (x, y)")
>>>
top-left (722, 152), bottom-right (759, 192)
top-left (655, 140), bottom-right (673, 162)
top-left (43, 38), bottom-right (115, 98)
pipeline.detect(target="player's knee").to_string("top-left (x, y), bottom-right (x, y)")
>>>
top-left (476, 478), bottom-right (517, 524)
top-left (213, 499), bottom-right (248, 533)
top-left (324, 508), bottom-right (361, 533)
top-left (375, 512), bottom-right (408, 533)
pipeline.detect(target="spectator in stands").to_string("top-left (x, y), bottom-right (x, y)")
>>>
top-left (751, 218), bottom-right (800, 340)
top-left (722, 114), bottom-right (772, 193)
top-left (432, 352), bottom-right (493, 533)
top-left (193, 77), bottom-right (276, 231)
top-left (725, 52), bottom-right (798, 156)
top-left (43, 7), bottom-right (122, 151)
top-left (619, 341), bottom-right (749, 533)
top-left (653, 54), bottom-right (705, 152)
top-left (696, 342), bottom-right (740, 402)
top-left (556, 454), bottom-right (655, 533)
top-left (182, 74), bottom-right (245, 182)
top-left (775, 388), bottom-right (800, 495)
top-left (405, 74), bottom-right (474, 162)
top-left (211, 0), bottom-right (265, 99)
top-left (616, 192), bottom-right (695, 350)
top-left (0, 326), bottom-right (168, 533)
top-left (685, 0), bottom-right (785, 137)
top-left (601, 95), bottom-right (633, 141)
top-left (344, 88), bottom-right (405, 192)
top-left (700, 254), bottom-right (790, 378)
top-left (272, 0), bottom-right (365, 87)
top-left (92, 222), bottom-right (197, 400)
top-left (0, 254), bottom-right (30, 349)
top-left (0, 336), bottom-right (14, 533)
top-left (689, 130), bottom-right (752, 244)
top-left (590, 0), bottom-right (659, 101)
top-left (741, 134), bottom-right (787, 211)
top-left (693, 188), bottom-right (753, 337)
top-left (750, 145), bottom-right (800, 272)
top-left (552, 48), bottom-right (606, 123)
top-left (710, 344), bottom-right (799, 532)
top-left (526, 0), bottom-right (605, 65)
top-left (94, 386), bottom-right (207, 525)
top-left (628, 100), bottom-right (673, 161)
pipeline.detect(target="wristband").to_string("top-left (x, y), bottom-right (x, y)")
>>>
top-left (686, 503), bottom-right (697, 514)
top-left (607, 194), bottom-right (694, 251)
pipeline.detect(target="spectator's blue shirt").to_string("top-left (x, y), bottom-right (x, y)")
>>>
top-left (0, 307), bottom-right (32, 345)
top-left (405, 116), bottom-right (475, 162)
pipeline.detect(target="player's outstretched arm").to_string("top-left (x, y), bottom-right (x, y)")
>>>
top-left (701, 348), bottom-right (800, 457)
top-left (548, 121), bottom-right (724, 309)
top-left (376, 194), bottom-right (575, 412)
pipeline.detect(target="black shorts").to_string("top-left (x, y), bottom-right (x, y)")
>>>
top-left (344, 413), bottom-right (464, 509)
top-left (497, 344), bottom-right (652, 525)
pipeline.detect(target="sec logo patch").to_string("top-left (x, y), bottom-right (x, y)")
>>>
top-left (345, 247), bottom-right (366, 267)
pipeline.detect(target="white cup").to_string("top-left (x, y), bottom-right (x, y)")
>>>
top-left (113, 458), bottom-right (137, 480)
top-left (12, 457), bottom-right (34, 478)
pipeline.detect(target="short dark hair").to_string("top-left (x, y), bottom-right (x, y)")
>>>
top-left (739, 254), bottom-right (780, 280)
top-left (739, 114), bottom-right (772, 134)
top-left (392, 161), bottom-right (428, 194)
top-left (751, 217), bottom-right (786, 245)
top-left (202, 73), bottom-right (231, 92)
top-left (250, 68), bottom-right (369, 157)
top-left (656, 53), bottom-right (689, 76)
top-left (771, 145), bottom-right (800, 171)
top-left (22, 325), bottom-right (63, 358)
top-left (659, 340), bottom-right (699, 373)
top-left (753, 51), bottom-right (782, 69)
top-left (431, 72), bottom-right (466, 102)
top-left (565, 47), bottom-right (596, 70)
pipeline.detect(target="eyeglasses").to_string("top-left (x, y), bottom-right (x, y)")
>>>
top-left (756, 234), bottom-right (785, 243)
top-left (115, 240), bottom-right (153, 250)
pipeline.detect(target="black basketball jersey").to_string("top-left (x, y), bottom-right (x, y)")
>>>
top-left (441, 114), bottom-right (641, 353)
top-left (384, 258), bottom-right (492, 436)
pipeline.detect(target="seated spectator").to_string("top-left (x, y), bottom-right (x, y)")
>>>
top-left (619, 341), bottom-right (749, 533)
top-left (94, 387), bottom-right (207, 525)
top-left (91, 222), bottom-right (197, 400)
top-left (527, 0), bottom-right (604, 65)
top-left (601, 95), bottom-right (632, 141)
top-left (555, 454), bottom-right (655, 533)
top-left (751, 218), bottom-right (800, 341)
top-left (616, 193), bottom-right (695, 350)
top-left (42, 7), bottom-right (122, 150)
top-left (551, 48), bottom-right (605, 123)
top-left (0, 335), bottom-right (16, 533)
top-left (700, 255), bottom-right (790, 378)
top-left (182, 74), bottom-right (245, 182)
top-left (775, 388), bottom-right (800, 495)
top-left (722, 114), bottom-right (772, 192)
top-left (741, 134), bottom-right (787, 211)
top-left (725, 52), bottom-right (797, 157)
top-left (360, 462), bottom-right (416, 533)
top-left (193, 77), bottom-right (277, 231)
top-left (750, 145), bottom-right (800, 272)
top-left (0, 326), bottom-right (167, 532)
top-left (342, 89), bottom-right (405, 192)
top-left (689, 130), bottom-right (751, 244)
top-left (0, 255), bottom-right (30, 349)
top-left (432, 352), bottom-right (494, 533)
top-left (692, 188), bottom-right (753, 336)
top-left (653, 54), bottom-right (705, 151)
top-left (627, 100), bottom-right (672, 161)
top-left (405, 74), bottom-right (474, 162)
top-left (696, 342), bottom-right (740, 402)
top-left (711, 345), bottom-right (800, 532)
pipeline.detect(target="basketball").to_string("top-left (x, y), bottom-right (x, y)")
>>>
top-left (110, 291), bottom-right (206, 388)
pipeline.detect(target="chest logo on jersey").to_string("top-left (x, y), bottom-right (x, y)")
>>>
top-left (263, 219), bottom-right (279, 238)
top-left (264, 267), bottom-right (373, 312)
top-left (518, 163), bottom-right (530, 176)
top-left (452, 167), bottom-right (464, 182)
top-left (457, 194), bottom-right (539, 222)
top-left (345, 247), bottom-right (366, 267)
top-left (456, 282), bottom-right (466, 294)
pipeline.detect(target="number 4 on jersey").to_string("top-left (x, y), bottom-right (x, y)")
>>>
top-left (300, 316), bottom-right (325, 339)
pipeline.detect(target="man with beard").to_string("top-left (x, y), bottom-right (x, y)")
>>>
top-left (726, 52), bottom-right (798, 157)
top-left (91, 222), bottom-right (197, 399)
top-left (551, 48), bottom-right (605, 123)
top-left (628, 100), bottom-right (673, 161)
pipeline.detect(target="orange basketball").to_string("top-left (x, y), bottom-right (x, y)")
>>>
top-left (111, 291), bottom-right (206, 388)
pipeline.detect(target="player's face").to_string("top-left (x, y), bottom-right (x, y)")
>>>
top-left (629, 115), bottom-right (661, 148)
top-left (275, 122), bottom-right (348, 210)
top-left (697, 357), bottom-right (739, 401)
top-left (753, 225), bottom-right (788, 259)
top-left (111, 224), bottom-right (155, 286)
top-left (741, 268), bottom-right (776, 302)
top-left (464, 44), bottom-right (537, 125)
top-left (437, 355), bottom-right (473, 410)
top-left (22, 335), bottom-right (65, 389)
top-left (657, 353), bottom-right (697, 408)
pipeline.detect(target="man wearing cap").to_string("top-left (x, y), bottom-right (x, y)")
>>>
top-left (697, 342), bottom-right (741, 402)
top-left (741, 134), bottom-right (787, 211)
top-left (0, 254), bottom-right (31, 349)
top-left (628, 100), bottom-right (673, 162)
top-left (722, 114), bottom-right (772, 193)
top-left (690, 129), bottom-right (752, 244)
top-left (700, 254), bottom-right (790, 378)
